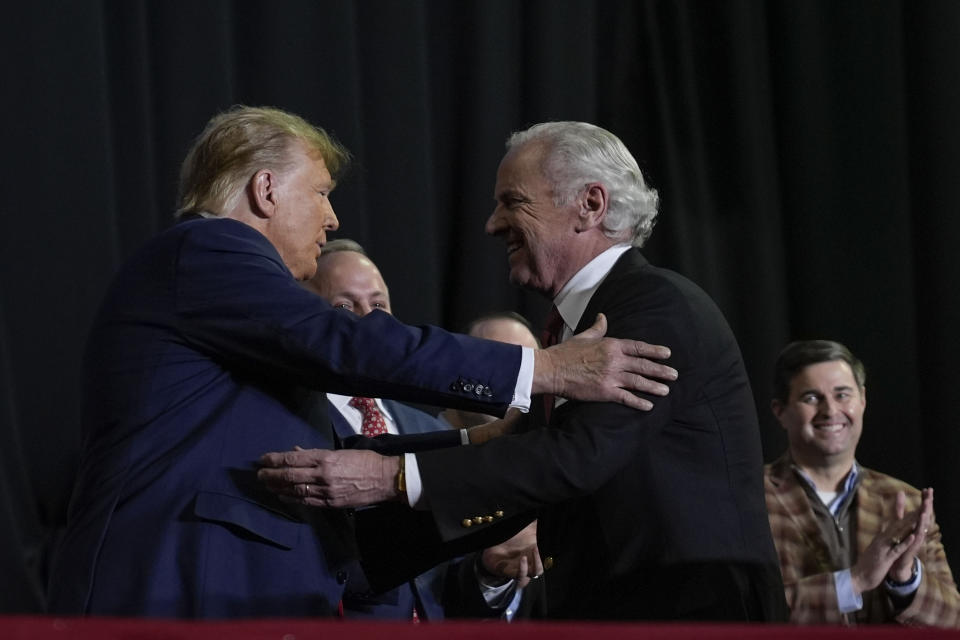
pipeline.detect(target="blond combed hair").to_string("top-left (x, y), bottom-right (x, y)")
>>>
top-left (176, 106), bottom-right (351, 217)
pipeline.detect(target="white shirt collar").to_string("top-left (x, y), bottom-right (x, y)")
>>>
top-left (553, 244), bottom-right (632, 340)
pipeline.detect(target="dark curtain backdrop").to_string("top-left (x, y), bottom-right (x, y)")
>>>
top-left (2, 0), bottom-right (958, 613)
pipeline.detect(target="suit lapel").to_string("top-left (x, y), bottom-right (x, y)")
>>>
top-left (328, 403), bottom-right (357, 442)
top-left (382, 400), bottom-right (415, 435)
top-left (854, 472), bottom-right (882, 554)
top-left (547, 248), bottom-right (646, 428)
top-left (575, 248), bottom-right (648, 334)
top-left (767, 457), bottom-right (834, 572)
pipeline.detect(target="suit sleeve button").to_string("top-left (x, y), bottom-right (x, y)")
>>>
top-left (543, 557), bottom-right (555, 570)
top-left (473, 516), bottom-right (484, 525)
top-left (461, 519), bottom-right (473, 528)
top-left (494, 510), bottom-right (504, 518)
top-left (484, 515), bottom-right (493, 523)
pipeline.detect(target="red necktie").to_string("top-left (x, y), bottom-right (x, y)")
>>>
top-left (540, 305), bottom-right (565, 348)
top-left (350, 396), bottom-right (419, 621)
top-left (349, 397), bottom-right (388, 437)
top-left (540, 306), bottom-right (565, 423)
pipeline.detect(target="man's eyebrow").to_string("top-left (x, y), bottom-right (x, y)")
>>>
top-left (496, 188), bottom-right (524, 201)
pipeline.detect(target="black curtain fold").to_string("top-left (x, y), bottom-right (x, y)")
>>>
top-left (3, 0), bottom-right (958, 613)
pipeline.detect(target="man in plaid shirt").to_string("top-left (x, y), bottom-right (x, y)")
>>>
top-left (765, 339), bottom-right (960, 626)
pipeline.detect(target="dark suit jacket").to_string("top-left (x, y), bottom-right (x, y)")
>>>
top-left (46, 217), bottom-right (521, 618)
top-left (330, 399), bottom-right (451, 621)
top-left (414, 248), bottom-right (788, 621)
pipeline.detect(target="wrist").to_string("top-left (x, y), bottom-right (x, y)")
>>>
top-left (849, 567), bottom-right (866, 595)
top-left (531, 349), bottom-right (557, 396)
top-left (886, 557), bottom-right (919, 587)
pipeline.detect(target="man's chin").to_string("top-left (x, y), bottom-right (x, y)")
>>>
top-left (296, 265), bottom-right (317, 281)
top-left (507, 268), bottom-right (531, 289)
top-left (508, 269), bottom-right (551, 297)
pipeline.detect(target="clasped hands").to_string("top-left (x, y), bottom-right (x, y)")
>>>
top-left (850, 488), bottom-right (934, 595)
top-left (479, 520), bottom-right (543, 588)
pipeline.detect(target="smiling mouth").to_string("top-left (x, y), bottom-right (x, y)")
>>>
top-left (814, 422), bottom-right (846, 433)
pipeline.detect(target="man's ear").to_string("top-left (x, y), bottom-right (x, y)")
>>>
top-left (575, 182), bottom-right (608, 232)
top-left (771, 399), bottom-right (785, 424)
top-left (249, 168), bottom-right (279, 218)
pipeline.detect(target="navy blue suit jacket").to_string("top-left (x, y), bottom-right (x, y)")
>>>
top-left (330, 399), bottom-right (451, 621)
top-left (47, 217), bottom-right (521, 618)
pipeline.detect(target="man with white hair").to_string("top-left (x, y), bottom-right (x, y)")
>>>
top-left (261, 121), bottom-right (785, 620)
top-left (47, 108), bottom-right (676, 618)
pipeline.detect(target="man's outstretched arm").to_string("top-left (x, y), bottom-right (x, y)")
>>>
top-left (258, 313), bottom-right (676, 508)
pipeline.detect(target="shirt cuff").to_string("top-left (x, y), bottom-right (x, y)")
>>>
top-left (834, 569), bottom-right (863, 613)
top-left (503, 588), bottom-right (524, 622)
top-left (476, 562), bottom-right (518, 609)
top-left (884, 557), bottom-right (923, 596)
top-left (406, 430), bottom-right (470, 508)
top-left (509, 347), bottom-right (534, 411)
top-left (404, 452), bottom-right (424, 509)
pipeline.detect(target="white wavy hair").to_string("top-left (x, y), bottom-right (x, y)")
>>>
top-left (506, 121), bottom-right (659, 246)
